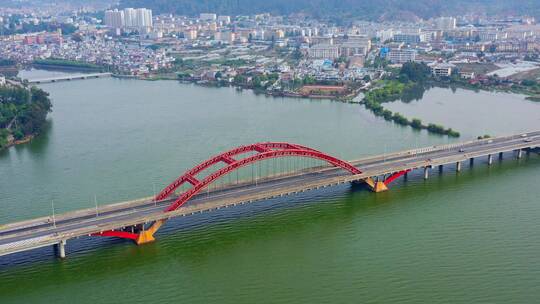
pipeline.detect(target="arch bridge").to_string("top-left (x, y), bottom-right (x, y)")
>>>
top-left (1, 131), bottom-right (537, 259)
top-left (95, 142), bottom-right (404, 244)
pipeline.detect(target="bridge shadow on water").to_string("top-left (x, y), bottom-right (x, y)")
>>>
top-left (0, 153), bottom-right (538, 296)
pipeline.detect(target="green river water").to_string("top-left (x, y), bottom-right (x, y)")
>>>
top-left (1, 71), bottom-right (539, 303)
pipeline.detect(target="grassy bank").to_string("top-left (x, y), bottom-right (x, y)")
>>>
top-left (33, 58), bottom-right (103, 71)
top-left (362, 80), bottom-right (460, 137)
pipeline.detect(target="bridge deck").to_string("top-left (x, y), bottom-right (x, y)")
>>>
top-left (27, 73), bottom-right (112, 84)
top-left (1, 131), bottom-right (539, 257)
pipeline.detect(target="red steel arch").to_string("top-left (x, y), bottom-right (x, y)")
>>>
top-left (94, 143), bottom-right (363, 244)
top-left (383, 169), bottom-right (411, 185)
top-left (158, 142), bottom-right (362, 212)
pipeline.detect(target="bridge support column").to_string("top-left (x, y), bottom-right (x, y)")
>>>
top-left (488, 154), bottom-right (493, 165)
top-left (364, 177), bottom-right (388, 193)
top-left (424, 167), bottom-right (430, 180)
top-left (517, 149), bottom-right (523, 159)
top-left (456, 161), bottom-right (462, 172)
top-left (135, 219), bottom-right (166, 245)
top-left (469, 158), bottom-right (474, 166)
top-left (55, 240), bottom-right (66, 259)
top-left (499, 152), bottom-right (503, 160)
top-left (438, 165), bottom-right (443, 173)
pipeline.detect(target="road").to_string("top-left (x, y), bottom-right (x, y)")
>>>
top-left (0, 131), bottom-right (539, 257)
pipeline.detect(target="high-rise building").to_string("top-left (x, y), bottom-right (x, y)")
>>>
top-left (104, 8), bottom-right (152, 29)
top-left (217, 16), bottom-right (231, 24)
top-left (200, 13), bottom-right (217, 21)
top-left (123, 8), bottom-right (136, 27)
top-left (135, 8), bottom-right (153, 27)
top-left (434, 17), bottom-right (457, 30)
top-left (104, 9), bottom-right (125, 29)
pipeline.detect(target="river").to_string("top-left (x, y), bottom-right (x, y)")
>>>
top-left (1, 71), bottom-right (540, 303)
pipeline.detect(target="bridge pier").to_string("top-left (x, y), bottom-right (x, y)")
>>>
top-left (364, 177), bottom-right (388, 193)
top-left (55, 240), bottom-right (66, 259)
top-left (438, 165), bottom-right (443, 173)
top-left (424, 167), bottom-right (430, 180)
top-left (488, 154), bottom-right (493, 165)
top-left (470, 158), bottom-right (474, 166)
top-left (135, 219), bottom-right (165, 245)
top-left (456, 161), bottom-right (462, 172)
top-left (517, 149), bottom-right (523, 159)
top-left (499, 152), bottom-right (504, 160)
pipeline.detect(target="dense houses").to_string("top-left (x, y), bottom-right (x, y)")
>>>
top-left (1, 9), bottom-right (540, 82)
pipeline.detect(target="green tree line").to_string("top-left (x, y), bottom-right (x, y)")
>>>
top-left (0, 86), bottom-right (52, 149)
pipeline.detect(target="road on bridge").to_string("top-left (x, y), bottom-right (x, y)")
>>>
top-left (0, 131), bottom-right (539, 258)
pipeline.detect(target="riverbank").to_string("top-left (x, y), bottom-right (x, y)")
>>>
top-left (32, 59), bottom-right (104, 72)
top-left (434, 74), bottom-right (540, 102)
top-left (360, 80), bottom-right (460, 137)
top-left (3, 135), bottom-right (33, 149)
top-left (0, 85), bottom-right (52, 151)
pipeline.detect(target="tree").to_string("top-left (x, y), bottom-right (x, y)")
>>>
top-left (410, 118), bottom-right (423, 129)
top-left (399, 62), bottom-right (431, 82)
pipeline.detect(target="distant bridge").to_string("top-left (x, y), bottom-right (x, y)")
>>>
top-left (27, 73), bottom-right (112, 84)
top-left (0, 131), bottom-right (539, 259)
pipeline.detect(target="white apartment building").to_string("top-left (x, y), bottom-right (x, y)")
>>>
top-left (430, 63), bottom-right (455, 77)
top-left (308, 44), bottom-right (340, 59)
top-left (434, 17), bottom-right (456, 30)
top-left (104, 9), bottom-right (124, 29)
top-left (200, 13), bottom-right (217, 21)
top-left (215, 31), bottom-right (235, 44)
top-left (104, 8), bottom-right (152, 29)
top-left (478, 31), bottom-right (499, 42)
top-left (123, 8), bottom-right (136, 27)
top-left (217, 16), bottom-right (231, 24)
top-left (135, 8), bottom-right (153, 27)
top-left (184, 29), bottom-right (198, 40)
top-left (386, 49), bottom-right (417, 64)
top-left (377, 29), bottom-right (394, 42)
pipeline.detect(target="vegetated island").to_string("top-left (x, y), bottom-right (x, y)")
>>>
top-left (361, 62), bottom-right (460, 137)
top-left (32, 58), bottom-right (104, 72)
top-left (0, 84), bottom-right (52, 150)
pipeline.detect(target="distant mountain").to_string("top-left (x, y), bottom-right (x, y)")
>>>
top-left (119, 0), bottom-right (540, 21)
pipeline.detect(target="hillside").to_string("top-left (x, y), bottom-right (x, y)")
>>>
top-left (119, 0), bottom-right (540, 21)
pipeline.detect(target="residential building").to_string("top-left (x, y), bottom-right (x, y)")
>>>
top-left (217, 16), bottom-right (231, 24)
top-left (386, 49), bottom-right (417, 64)
top-left (200, 13), bottom-right (217, 21)
top-left (104, 9), bottom-right (124, 29)
top-left (308, 44), bottom-right (340, 59)
top-left (184, 29), bottom-right (198, 40)
top-left (434, 17), bottom-right (456, 30)
top-left (430, 63), bottom-right (455, 77)
top-left (123, 8), bottom-right (136, 27)
top-left (135, 8), bottom-right (152, 27)
top-left (393, 33), bottom-right (426, 44)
